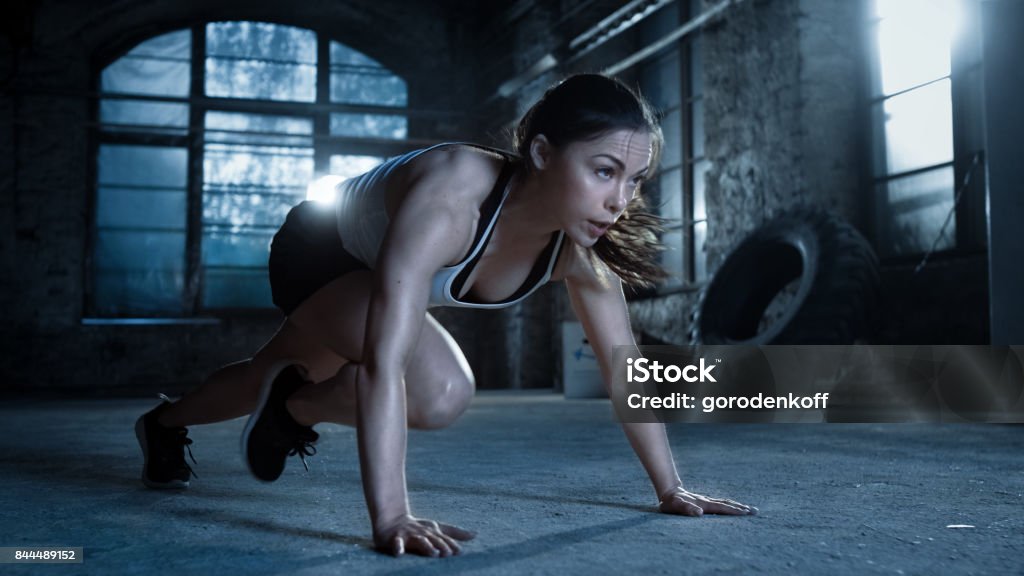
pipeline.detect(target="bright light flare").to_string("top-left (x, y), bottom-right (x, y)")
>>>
top-left (875, 0), bottom-right (962, 96)
top-left (306, 175), bottom-right (345, 203)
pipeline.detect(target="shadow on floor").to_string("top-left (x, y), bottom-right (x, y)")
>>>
top-left (164, 506), bottom-right (373, 549)
top-left (410, 480), bottom-right (654, 514)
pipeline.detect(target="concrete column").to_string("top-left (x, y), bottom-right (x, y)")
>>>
top-left (982, 0), bottom-right (1024, 344)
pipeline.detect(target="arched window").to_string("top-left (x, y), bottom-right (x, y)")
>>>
top-left (92, 22), bottom-right (407, 317)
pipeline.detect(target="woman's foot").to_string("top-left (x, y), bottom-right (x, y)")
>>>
top-left (135, 394), bottom-right (197, 489)
top-left (241, 365), bottom-right (319, 482)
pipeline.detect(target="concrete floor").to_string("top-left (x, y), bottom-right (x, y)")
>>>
top-left (0, 391), bottom-right (1021, 575)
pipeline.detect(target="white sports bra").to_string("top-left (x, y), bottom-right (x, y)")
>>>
top-left (335, 142), bottom-right (565, 309)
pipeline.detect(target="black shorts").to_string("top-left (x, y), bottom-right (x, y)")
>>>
top-left (269, 201), bottom-right (369, 316)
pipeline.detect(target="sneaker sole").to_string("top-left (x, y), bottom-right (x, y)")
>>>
top-left (241, 362), bottom-right (289, 482)
top-left (135, 414), bottom-right (189, 489)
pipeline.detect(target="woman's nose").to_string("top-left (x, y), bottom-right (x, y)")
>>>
top-left (607, 185), bottom-right (629, 214)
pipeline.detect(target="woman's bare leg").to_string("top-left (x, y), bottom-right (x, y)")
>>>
top-left (158, 319), bottom-right (346, 428)
top-left (157, 360), bottom-right (255, 427)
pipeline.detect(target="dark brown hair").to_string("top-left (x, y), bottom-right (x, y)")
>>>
top-left (512, 73), bottom-right (668, 288)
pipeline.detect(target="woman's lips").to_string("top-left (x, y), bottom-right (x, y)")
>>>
top-left (587, 220), bottom-right (612, 237)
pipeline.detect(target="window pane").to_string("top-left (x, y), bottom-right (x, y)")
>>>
top-left (201, 229), bottom-right (275, 267)
top-left (94, 232), bottom-right (187, 314)
top-left (96, 230), bottom-right (187, 271)
top-left (203, 191), bottom-right (295, 230)
top-left (657, 166), bottom-right (684, 283)
top-left (640, 49), bottom-right (680, 111)
top-left (207, 21), bottom-right (315, 61)
top-left (873, 0), bottom-right (956, 96)
top-left (329, 155), bottom-right (383, 178)
top-left (206, 110), bottom-right (313, 146)
top-left (661, 108), bottom-right (682, 169)
top-left (95, 145), bottom-right (188, 315)
top-left (690, 98), bottom-right (705, 159)
top-left (96, 187), bottom-right (186, 230)
top-left (875, 80), bottom-right (953, 176)
top-left (660, 230), bottom-right (684, 282)
top-left (205, 22), bottom-right (317, 102)
top-left (330, 113), bottom-right (408, 139)
top-left (693, 220), bottom-right (708, 281)
top-left (100, 100), bottom-right (188, 134)
top-left (202, 268), bottom-right (272, 309)
top-left (657, 168), bottom-right (683, 222)
top-left (689, 37), bottom-right (703, 97)
top-left (877, 166), bottom-right (955, 257)
top-left (101, 29), bottom-right (191, 97)
top-left (692, 158), bottom-right (709, 221)
top-left (689, 154), bottom-right (710, 276)
top-left (99, 145), bottom-right (188, 188)
top-left (329, 41), bottom-right (407, 106)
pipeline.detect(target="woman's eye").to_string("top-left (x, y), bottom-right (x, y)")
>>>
top-left (596, 168), bottom-right (615, 179)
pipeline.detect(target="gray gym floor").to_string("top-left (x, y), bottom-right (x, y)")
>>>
top-left (1, 391), bottom-right (1021, 575)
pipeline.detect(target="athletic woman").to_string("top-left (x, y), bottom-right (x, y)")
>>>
top-left (134, 73), bottom-right (757, 558)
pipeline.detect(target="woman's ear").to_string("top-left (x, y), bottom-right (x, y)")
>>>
top-left (529, 134), bottom-right (551, 171)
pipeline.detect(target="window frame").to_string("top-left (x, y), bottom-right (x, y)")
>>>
top-left (863, 0), bottom-right (987, 264)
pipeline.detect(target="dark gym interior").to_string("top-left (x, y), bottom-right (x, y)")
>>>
top-left (1, 1), bottom-right (1021, 574)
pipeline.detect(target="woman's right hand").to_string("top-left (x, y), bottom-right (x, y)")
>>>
top-left (374, 514), bottom-right (475, 557)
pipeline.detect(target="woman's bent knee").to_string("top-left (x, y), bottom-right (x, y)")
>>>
top-left (408, 376), bottom-right (475, 430)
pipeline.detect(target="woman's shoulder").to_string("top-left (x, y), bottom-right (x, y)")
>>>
top-left (394, 143), bottom-right (507, 200)
top-left (384, 143), bottom-right (509, 219)
top-left (406, 143), bottom-right (509, 185)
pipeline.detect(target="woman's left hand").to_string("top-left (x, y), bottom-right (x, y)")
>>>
top-left (657, 486), bottom-right (758, 516)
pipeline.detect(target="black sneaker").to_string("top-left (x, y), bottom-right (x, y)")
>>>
top-left (135, 394), bottom-right (197, 489)
top-left (242, 365), bottom-right (319, 482)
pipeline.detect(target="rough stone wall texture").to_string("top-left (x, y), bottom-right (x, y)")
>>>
top-left (796, 0), bottom-right (868, 230)
top-left (0, 0), bottom-right (481, 395)
top-left (704, 0), bottom-right (801, 271)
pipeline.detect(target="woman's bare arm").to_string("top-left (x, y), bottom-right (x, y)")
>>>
top-left (564, 246), bottom-right (756, 516)
top-left (356, 150), bottom-right (488, 556)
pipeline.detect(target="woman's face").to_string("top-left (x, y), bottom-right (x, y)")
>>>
top-left (532, 128), bottom-right (653, 248)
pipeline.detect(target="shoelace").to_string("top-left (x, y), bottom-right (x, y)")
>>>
top-left (174, 429), bottom-right (199, 480)
top-left (288, 441), bottom-right (317, 472)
